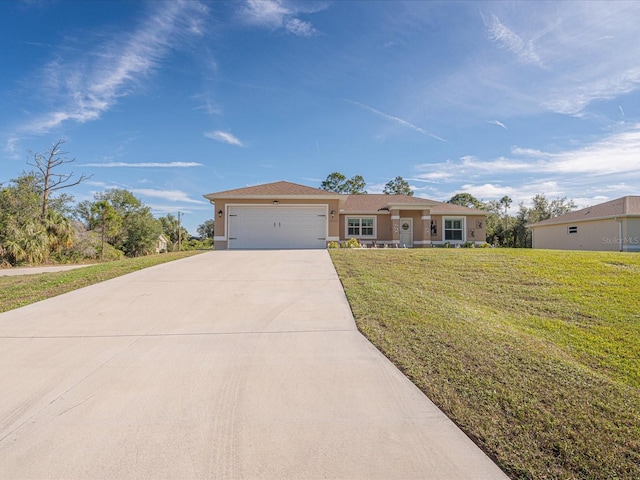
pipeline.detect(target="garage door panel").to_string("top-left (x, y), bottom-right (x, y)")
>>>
top-left (228, 206), bottom-right (327, 249)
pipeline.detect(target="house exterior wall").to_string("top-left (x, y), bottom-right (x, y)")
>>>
top-left (531, 218), bottom-right (623, 251)
top-left (377, 214), bottom-right (392, 241)
top-left (211, 198), bottom-right (487, 249)
top-left (212, 198), bottom-right (341, 250)
top-left (338, 211), bottom-right (486, 247)
top-left (429, 214), bottom-right (487, 245)
top-left (340, 211), bottom-right (429, 246)
top-left (340, 213), bottom-right (393, 243)
top-left (622, 218), bottom-right (640, 252)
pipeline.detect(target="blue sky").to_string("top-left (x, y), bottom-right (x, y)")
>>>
top-left (1, 1), bottom-right (639, 234)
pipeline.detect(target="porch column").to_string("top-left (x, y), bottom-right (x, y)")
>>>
top-left (420, 210), bottom-right (432, 247)
top-left (391, 209), bottom-right (400, 245)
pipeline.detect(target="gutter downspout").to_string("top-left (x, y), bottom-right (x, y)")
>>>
top-left (615, 217), bottom-right (623, 252)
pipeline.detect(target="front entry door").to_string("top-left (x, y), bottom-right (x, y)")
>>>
top-left (399, 218), bottom-right (413, 247)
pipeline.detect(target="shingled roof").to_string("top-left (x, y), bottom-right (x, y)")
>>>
top-left (342, 194), bottom-right (434, 212)
top-left (529, 196), bottom-right (640, 228)
top-left (342, 194), bottom-right (484, 215)
top-left (204, 181), bottom-right (342, 199)
top-left (203, 181), bottom-right (487, 216)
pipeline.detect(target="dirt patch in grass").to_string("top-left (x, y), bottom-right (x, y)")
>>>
top-left (331, 249), bottom-right (640, 479)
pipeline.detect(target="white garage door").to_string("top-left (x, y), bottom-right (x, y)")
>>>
top-left (228, 206), bottom-right (327, 249)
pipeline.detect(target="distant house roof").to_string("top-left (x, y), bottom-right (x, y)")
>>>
top-left (528, 196), bottom-right (640, 228)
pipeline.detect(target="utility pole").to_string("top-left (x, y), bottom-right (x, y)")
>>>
top-left (177, 211), bottom-right (182, 252)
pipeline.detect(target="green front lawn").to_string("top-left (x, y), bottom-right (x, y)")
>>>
top-left (0, 251), bottom-right (203, 313)
top-left (330, 248), bottom-right (640, 479)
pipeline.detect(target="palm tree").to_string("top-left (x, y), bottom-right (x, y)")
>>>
top-left (3, 220), bottom-right (49, 264)
top-left (43, 210), bottom-right (75, 254)
top-left (499, 196), bottom-right (512, 247)
top-left (91, 200), bottom-right (121, 261)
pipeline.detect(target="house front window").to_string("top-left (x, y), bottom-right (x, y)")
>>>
top-left (347, 217), bottom-right (375, 237)
top-left (444, 218), bottom-right (464, 241)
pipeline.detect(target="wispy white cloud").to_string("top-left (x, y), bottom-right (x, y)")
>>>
top-left (412, 171), bottom-right (455, 183)
top-left (509, 147), bottom-right (548, 158)
top-left (460, 155), bottom-right (532, 172)
top-left (238, 0), bottom-right (323, 37)
top-left (3, 136), bottom-right (21, 160)
top-left (79, 161), bottom-right (202, 168)
top-left (491, 3), bottom-right (640, 116)
top-left (347, 100), bottom-right (447, 142)
top-left (542, 66), bottom-right (640, 115)
top-left (457, 183), bottom-right (518, 199)
top-left (513, 124), bottom-right (640, 176)
top-left (455, 180), bottom-right (565, 209)
top-left (131, 188), bottom-right (206, 204)
top-left (284, 18), bottom-right (316, 37)
top-left (421, 3), bottom-right (640, 120)
top-left (365, 183), bottom-right (386, 194)
top-left (85, 180), bottom-right (113, 188)
top-left (455, 124), bottom-right (640, 177)
top-left (204, 130), bottom-right (244, 146)
top-left (413, 161), bottom-right (457, 183)
top-left (192, 92), bottom-right (222, 116)
top-left (148, 204), bottom-right (210, 215)
top-left (485, 14), bottom-right (544, 67)
top-left (411, 122), bottom-right (640, 207)
top-left (19, 1), bottom-right (208, 134)
top-left (488, 120), bottom-right (507, 130)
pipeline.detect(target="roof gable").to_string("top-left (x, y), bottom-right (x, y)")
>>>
top-left (342, 194), bottom-right (434, 212)
top-left (342, 194), bottom-right (486, 215)
top-left (205, 181), bottom-right (340, 198)
top-left (529, 196), bottom-right (640, 227)
top-left (430, 202), bottom-right (487, 215)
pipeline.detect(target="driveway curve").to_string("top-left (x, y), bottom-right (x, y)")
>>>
top-left (0, 250), bottom-right (507, 479)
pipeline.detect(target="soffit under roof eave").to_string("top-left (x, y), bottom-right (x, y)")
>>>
top-left (340, 210), bottom-right (390, 215)
top-left (527, 214), bottom-right (638, 228)
top-left (203, 193), bottom-right (346, 205)
top-left (431, 209), bottom-right (488, 216)
top-left (383, 203), bottom-right (438, 210)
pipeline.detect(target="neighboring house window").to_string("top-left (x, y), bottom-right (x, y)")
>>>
top-left (444, 218), bottom-right (464, 241)
top-left (346, 217), bottom-right (375, 237)
top-left (568, 226), bottom-right (578, 234)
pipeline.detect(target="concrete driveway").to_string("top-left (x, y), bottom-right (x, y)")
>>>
top-left (0, 250), bottom-right (507, 479)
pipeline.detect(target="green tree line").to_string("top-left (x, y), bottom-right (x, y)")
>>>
top-left (448, 192), bottom-right (577, 247)
top-left (1, 141), bottom-right (214, 266)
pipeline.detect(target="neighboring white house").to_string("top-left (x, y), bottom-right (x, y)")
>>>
top-left (528, 196), bottom-right (640, 252)
top-left (155, 234), bottom-right (169, 253)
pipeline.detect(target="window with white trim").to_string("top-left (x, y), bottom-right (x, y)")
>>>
top-left (444, 218), bottom-right (464, 241)
top-left (346, 217), bottom-right (375, 237)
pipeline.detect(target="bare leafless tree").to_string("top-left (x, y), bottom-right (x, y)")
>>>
top-left (28, 139), bottom-right (92, 216)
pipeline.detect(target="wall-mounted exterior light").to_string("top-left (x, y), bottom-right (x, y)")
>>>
top-left (331, 210), bottom-right (336, 219)
top-left (272, 200), bottom-right (280, 205)
top-left (217, 210), bottom-right (223, 218)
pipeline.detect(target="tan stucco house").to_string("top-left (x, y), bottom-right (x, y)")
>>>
top-left (203, 181), bottom-right (487, 250)
top-left (155, 234), bottom-right (169, 253)
top-left (528, 196), bottom-right (640, 252)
